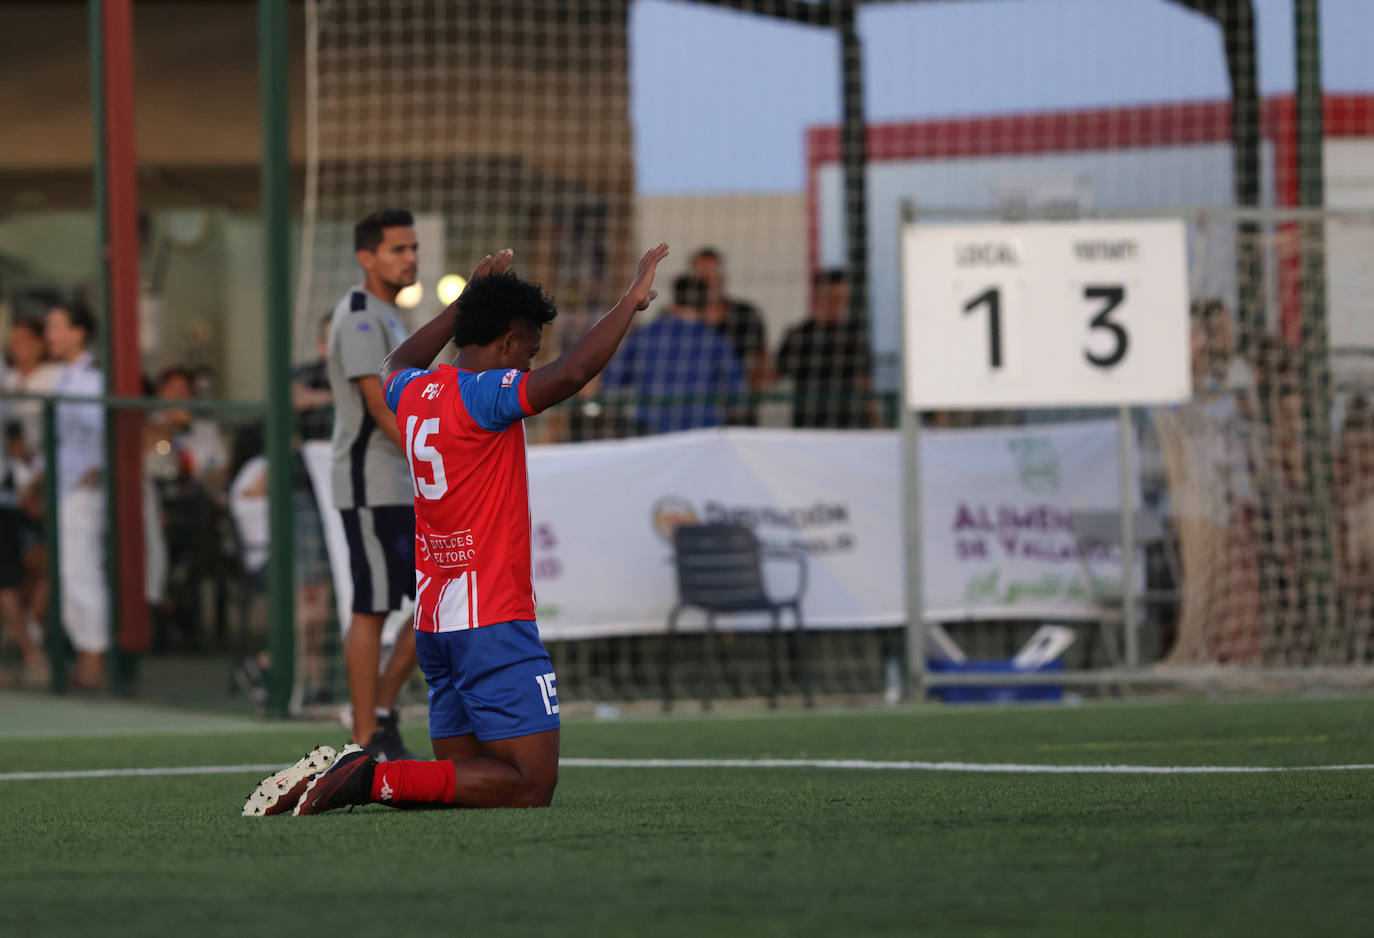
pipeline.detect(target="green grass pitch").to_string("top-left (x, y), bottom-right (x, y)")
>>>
top-left (2, 697), bottom-right (1372, 937)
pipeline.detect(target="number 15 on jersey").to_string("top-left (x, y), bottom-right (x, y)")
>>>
top-left (901, 220), bottom-right (1191, 410)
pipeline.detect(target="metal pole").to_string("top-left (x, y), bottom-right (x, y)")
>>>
top-left (102, 0), bottom-right (149, 687)
top-left (837, 1), bottom-right (870, 354)
top-left (1118, 406), bottom-right (1138, 670)
top-left (901, 401), bottom-right (926, 698)
top-left (88, 0), bottom-right (107, 378)
top-left (1224, 1), bottom-right (1263, 349)
top-left (1294, 0), bottom-right (1337, 658)
top-left (897, 202), bottom-right (925, 699)
top-left (1167, 0), bottom-right (1262, 346)
top-left (86, 0), bottom-right (108, 690)
top-left (260, 0), bottom-right (296, 716)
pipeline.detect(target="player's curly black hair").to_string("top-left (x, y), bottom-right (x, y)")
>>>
top-left (452, 272), bottom-right (558, 348)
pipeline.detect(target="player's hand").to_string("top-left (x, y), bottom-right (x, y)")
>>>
top-left (443, 249), bottom-right (514, 313)
top-left (623, 242), bottom-right (669, 312)
top-left (469, 248), bottom-right (514, 284)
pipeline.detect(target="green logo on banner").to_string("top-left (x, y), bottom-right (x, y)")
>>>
top-left (1008, 437), bottom-right (1060, 493)
top-left (651, 495), bottom-right (699, 544)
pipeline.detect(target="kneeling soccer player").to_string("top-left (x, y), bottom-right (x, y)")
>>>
top-left (245, 242), bottom-right (669, 815)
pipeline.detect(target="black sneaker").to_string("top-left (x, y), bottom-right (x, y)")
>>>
top-left (364, 710), bottom-right (415, 762)
top-left (292, 745), bottom-right (377, 815)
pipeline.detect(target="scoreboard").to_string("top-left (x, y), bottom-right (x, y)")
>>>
top-left (901, 220), bottom-right (1192, 410)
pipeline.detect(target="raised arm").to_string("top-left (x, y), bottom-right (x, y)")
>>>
top-left (355, 375), bottom-right (405, 450)
top-left (382, 249), bottom-right (516, 377)
top-left (523, 242), bottom-right (669, 414)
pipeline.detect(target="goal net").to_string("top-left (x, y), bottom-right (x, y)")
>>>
top-left (1152, 208), bottom-right (1374, 672)
top-left (289, 0), bottom-right (1374, 707)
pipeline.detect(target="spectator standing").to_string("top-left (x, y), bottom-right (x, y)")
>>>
top-left (150, 366), bottom-right (230, 487)
top-left (601, 274), bottom-right (746, 434)
top-left (1155, 300), bottom-right (1265, 665)
top-left (3, 319), bottom-right (59, 668)
top-left (0, 349), bottom-right (47, 686)
top-left (1183, 298), bottom-right (1256, 514)
top-left (691, 247), bottom-right (768, 399)
top-left (776, 270), bottom-right (873, 428)
top-left (226, 452), bottom-right (331, 704)
top-left (286, 312), bottom-right (336, 700)
top-left (1192, 297), bottom-right (1255, 403)
top-left (146, 366), bottom-right (237, 651)
top-left (293, 313), bottom-right (335, 441)
top-left (1335, 394), bottom-right (1374, 627)
top-left (4, 319), bottom-right (62, 466)
top-left (45, 303), bottom-right (107, 689)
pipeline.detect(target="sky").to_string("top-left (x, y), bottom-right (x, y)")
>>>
top-left (628, 0), bottom-right (1374, 193)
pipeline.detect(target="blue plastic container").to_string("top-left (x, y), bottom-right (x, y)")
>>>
top-left (926, 658), bottom-right (1065, 703)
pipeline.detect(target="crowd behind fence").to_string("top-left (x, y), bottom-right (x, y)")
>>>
top-left (3, 242), bottom-right (1374, 708)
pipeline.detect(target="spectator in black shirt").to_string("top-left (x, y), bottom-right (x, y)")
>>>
top-left (776, 269), bottom-right (872, 428)
top-left (292, 314), bottom-right (334, 440)
top-left (692, 247), bottom-right (767, 400)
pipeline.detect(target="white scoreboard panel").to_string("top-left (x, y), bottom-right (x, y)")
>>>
top-left (902, 220), bottom-right (1191, 410)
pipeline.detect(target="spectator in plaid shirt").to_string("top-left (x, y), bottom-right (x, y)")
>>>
top-left (600, 274), bottom-right (746, 435)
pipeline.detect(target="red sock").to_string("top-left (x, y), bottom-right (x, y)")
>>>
top-left (370, 760), bottom-right (457, 806)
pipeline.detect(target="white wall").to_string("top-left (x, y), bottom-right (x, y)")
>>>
top-left (1326, 139), bottom-right (1374, 366)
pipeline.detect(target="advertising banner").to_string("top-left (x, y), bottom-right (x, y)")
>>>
top-left (918, 420), bottom-right (1132, 622)
top-left (304, 423), bottom-right (1130, 640)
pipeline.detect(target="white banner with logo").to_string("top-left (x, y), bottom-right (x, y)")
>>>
top-left (918, 419), bottom-right (1135, 623)
top-left (302, 422), bottom-right (1130, 641)
top-left (527, 428), bottom-right (905, 639)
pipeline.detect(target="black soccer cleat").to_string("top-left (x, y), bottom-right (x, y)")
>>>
top-left (292, 745), bottom-right (377, 815)
top-left (363, 709), bottom-right (415, 762)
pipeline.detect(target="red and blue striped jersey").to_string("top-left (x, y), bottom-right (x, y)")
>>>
top-left (385, 364), bottom-right (540, 632)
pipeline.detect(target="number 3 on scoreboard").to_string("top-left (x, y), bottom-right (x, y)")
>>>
top-left (963, 283), bottom-right (1130, 372)
top-left (405, 414), bottom-right (448, 500)
top-left (1082, 284), bottom-right (1128, 368)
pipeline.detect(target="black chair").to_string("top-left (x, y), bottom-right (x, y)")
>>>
top-left (662, 523), bottom-right (809, 711)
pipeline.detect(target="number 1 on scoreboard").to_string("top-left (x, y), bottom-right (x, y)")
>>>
top-left (955, 278), bottom-right (1025, 383)
top-left (963, 286), bottom-right (1003, 370)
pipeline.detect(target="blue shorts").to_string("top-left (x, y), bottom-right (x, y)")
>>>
top-left (415, 620), bottom-right (561, 742)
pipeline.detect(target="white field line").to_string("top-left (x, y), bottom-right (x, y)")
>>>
top-left (563, 758), bottom-right (1374, 774)
top-left (3, 758), bottom-right (1374, 783)
top-left (0, 764), bottom-right (285, 782)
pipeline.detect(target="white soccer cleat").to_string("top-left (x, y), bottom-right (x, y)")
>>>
top-left (242, 745), bottom-right (339, 817)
